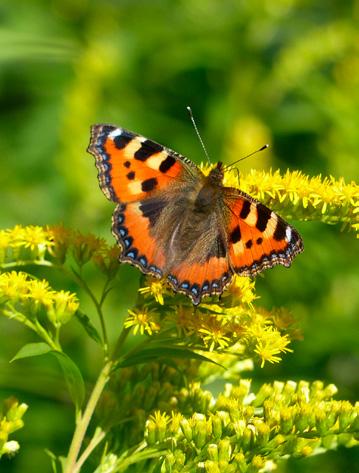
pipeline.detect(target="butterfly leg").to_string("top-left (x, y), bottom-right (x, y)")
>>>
top-left (233, 168), bottom-right (241, 187)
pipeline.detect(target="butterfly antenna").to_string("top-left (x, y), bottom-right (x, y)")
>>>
top-left (187, 106), bottom-right (211, 164)
top-left (223, 144), bottom-right (269, 170)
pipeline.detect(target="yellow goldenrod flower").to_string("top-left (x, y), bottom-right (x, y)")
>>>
top-left (148, 410), bottom-right (170, 427)
top-left (7, 225), bottom-right (26, 246)
top-left (46, 290), bottom-right (79, 326)
top-left (198, 317), bottom-right (231, 351)
top-left (0, 230), bottom-right (11, 250)
top-left (124, 307), bottom-right (160, 335)
top-left (27, 279), bottom-right (54, 308)
top-left (0, 225), bottom-right (55, 263)
top-left (138, 279), bottom-right (167, 305)
top-left (0, 272), bottom-right (30, 301)
top-left (224, 276), bottom-right (257, 306)
top-left (146, 410), bottom-right (170, 444)
top-left (254, 328), bottom-right (292, 368)
top-left (169, 412), bottom-right (183, 434)
top-left (236, 169), bottom-right (359, 231)
top-left (21, 226), bottom-right (54, 253)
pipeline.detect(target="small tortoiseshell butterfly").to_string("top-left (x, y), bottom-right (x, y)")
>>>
top-left (88, 124), bottom-right (303, 305)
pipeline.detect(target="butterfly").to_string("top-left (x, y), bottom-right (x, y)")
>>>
top-left (88, 124), bottom-right (304, 305)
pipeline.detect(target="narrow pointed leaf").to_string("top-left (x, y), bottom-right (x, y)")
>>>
top-left (11, 342), bottom-right (52, 362)
top-left (119, 345), bottom-right (223, 368)
top-left (75, 310), bottom-right (102, 345)
top-left (51, 352), bottom-right (85, 408)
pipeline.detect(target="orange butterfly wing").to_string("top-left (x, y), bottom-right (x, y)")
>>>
top-left (223, 189), bottom-right (303, 277)
top-left (88, 125), bottom-right (198, 203)
top-left (88, 124), bottom-right (201, 280)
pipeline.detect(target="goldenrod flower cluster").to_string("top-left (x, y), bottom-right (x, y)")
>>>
top-left (227, 169), bottom-right (359, 234)
top-left (0, 271), bottom-right (79, 345)
top-left (199, 165), bottom-right (358, 236)
top-left (0, 398), bottom-right (28, 459)
top-left (0, 225), bottom-right (120, 275)
top-left (145, 379), bottom-right (358, 473)
top-left (96, 372), bottom-right (358, 473)
top-left (132, 275), bottom-right (296, 369)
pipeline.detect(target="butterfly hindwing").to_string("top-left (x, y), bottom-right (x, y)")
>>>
top-left (224, 190), bottom-right (303, 276)
top-left (166, 227), bottom-right (232, 305)
top-left (112, 202), bottom-right (166, 278)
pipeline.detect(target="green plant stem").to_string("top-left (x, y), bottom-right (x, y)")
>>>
top-left (34, 319), bottom-right (62, 351)
top-left (115, 445), bottom-right (167, 473)
top-left (0, 259), bottom-right (55, 269)
top-left (73, 428), bottom-right (106, 473)
top-left (3, 305), bottom-right (61, 351)
top-left (64, 325), bottom-right (130, 472)
top-left (64, 360), bottom-right (112, 473)
top-left (71, 268), bottom-right (109, 353)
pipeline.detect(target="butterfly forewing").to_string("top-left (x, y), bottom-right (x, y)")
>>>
top-left (88, 124), bottom-right (199, 203)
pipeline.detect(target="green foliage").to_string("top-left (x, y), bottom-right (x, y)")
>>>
top-left (0, 1), bottom-right (358, 472)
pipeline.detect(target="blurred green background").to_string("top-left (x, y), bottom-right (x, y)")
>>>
top-left (0, 0), bottom-right (358, 472)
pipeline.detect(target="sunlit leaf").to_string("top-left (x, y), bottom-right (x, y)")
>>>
top-left (10, 342), bottom-right (52, 362)
top-left (119, 345), bottom-right (223, 368)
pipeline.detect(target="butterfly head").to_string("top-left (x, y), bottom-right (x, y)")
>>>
top-left (207, 162), bottom-right (224, 186)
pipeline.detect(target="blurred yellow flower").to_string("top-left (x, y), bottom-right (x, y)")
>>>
top-left (125, 307), bottom-right (160, 335)
top-left (46, 290), bottom-right (79, 326)
top-left (0, 272), bottom-right (29, 301)
top-left (72, 232), bottom-right (107, 266)
top-left (27, 279), bottom-right (54, 307)
top-left (254, 328), bottom-right (292, 368)
top-left (21, 226), bottom-right (54, 253)
top-left (138, 280), bottom-right (167, 305)
top-left (225, 276), bottom-right (257, 306)
top-left (198, 317), bottom-right (231, 351)
top-left (148, 410), bottom-right (170, 428)
top-left (0, 230), bottom-right (11, 250)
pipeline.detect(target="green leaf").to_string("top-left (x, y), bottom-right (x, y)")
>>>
top-left (44, 449), bottom-right (59, 473)
top-left (119, 345), bottom-right (223, 368)
top-left (10, 343), bottom-right (85, 408)
top-left (51, 352), bottom-right (85, 409)
top-left (10, 342), bottom-right (52, 362)
top-left (75, 310), bottom-right (102, 345)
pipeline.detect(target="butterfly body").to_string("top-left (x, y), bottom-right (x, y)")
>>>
top-left (88, 124), bottom-right (303, 305)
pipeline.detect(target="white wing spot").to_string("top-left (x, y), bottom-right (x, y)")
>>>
top-left (109, 128), bottom-right (123, 138)
top-left (285, 227), bottom-right (292, 242)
